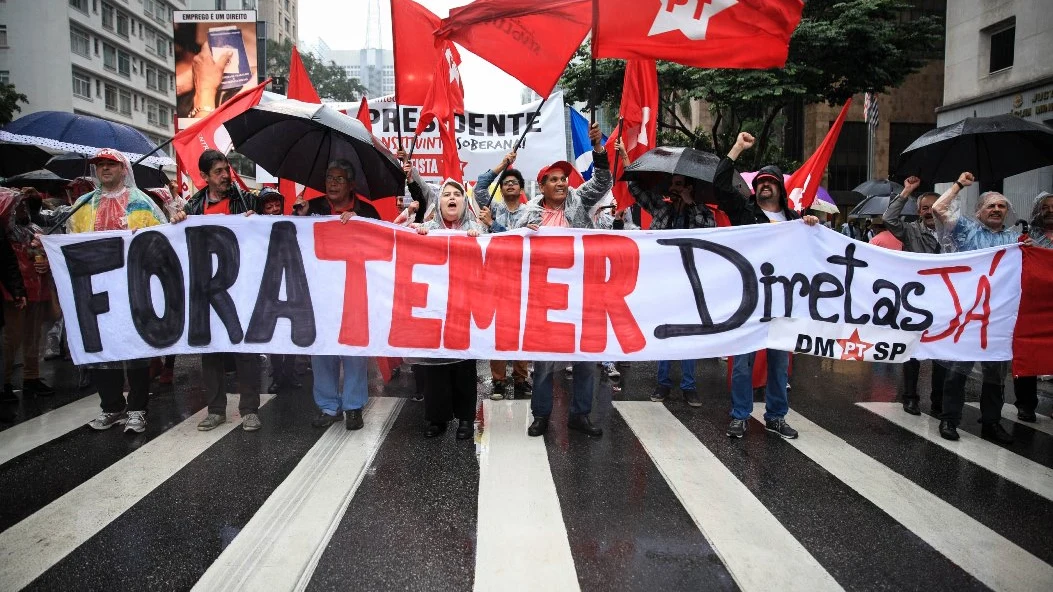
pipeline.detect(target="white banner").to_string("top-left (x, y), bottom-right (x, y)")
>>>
top-left (363, 93), bottom-right (567, 184)
top-left (40, 218), bottom-right (1023, 365)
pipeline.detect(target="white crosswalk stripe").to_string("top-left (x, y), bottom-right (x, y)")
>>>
top-left (0, 393), bottom-right (102, 466)
top-left (756, 405), bottom-right (1053, 592)
top-left (857, 402), bottom-right (1053, 501)
top-left (0, 394), bottom-right (274, 592)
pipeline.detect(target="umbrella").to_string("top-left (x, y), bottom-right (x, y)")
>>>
top-left (0, 111), bottom-right (174, 168)
top-left (739, 171), bottom-right (840, 215)
top-left (0, 169), bottom-right (71, 195)
top-left (45, 152), bottom-right (169, 189)
top-left (852, 179), bottom-right (903, 199)
top-left (223, 99), bottom-right (404, 198)
top-left (894, 114), bottom-right (1053, 182)
top-left (0, 143), bottom-right (53, 177)
top-left (621, 146), bottom-right (752, 199)
top-left (848, 194), bottom-right (918, 219)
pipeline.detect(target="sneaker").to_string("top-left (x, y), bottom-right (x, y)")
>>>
top-left (765, 417), bottom-right (799, 439)
top-left (344, 409), bottom-right (363, 431)
top-left (124, 410), bottom-right (147, 433)
top-left (513, 381), bottom-right (532, 399)
top-left (311, 411), bottom-right (339, 428)
top-left (683, 389), bottom-right (702, 408)
top-left (650, 385), bottom-right (670, 402)
top-left (564, 365), bottom-right (573, 374)
top-left (197, 413), bottom-right (226, 431)
top-left (23, 379), bottom-right (55, 397)
top-left (411, 393), bottom-right (424, 402)
top-left (242, 413), bottom-right (262, 432)
top-left (601, 362), bottom-right (620, 379)
top-left (490, 380), bottom-right (506, 401)
top-left (89, 411), bottom-right (127, 431)
top-left (1, 383), bottom-right (15, 403)
top-left (726, 418), bottom-right (747, 438)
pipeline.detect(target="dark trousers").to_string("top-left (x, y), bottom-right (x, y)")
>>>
top-left (201, 352), bottom-right (261, 416)
top-left (941, 361), bottom-right (1008, 426)
top-left (423, 360), bottom-right (477, 424)
top-left (269, 354), bottom-right (296, 385)
top-left (902, 359), bottom-right (946, 407)
top-left (95, 367), bottom-right (150, 413)
top-left (1013, 375), bottom-right (1038, 414)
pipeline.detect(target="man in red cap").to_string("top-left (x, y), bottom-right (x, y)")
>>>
top-left (516, 122), bottom-right (611, 439)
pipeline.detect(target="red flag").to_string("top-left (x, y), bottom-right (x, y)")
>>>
top-left (172, 79), bottom-right (270, 190)
top-left (604, 60), bottom-right (658, 212)
top-left (437, 118), bottom-right (464, 183)
top-left (288, 45), bottom-right (322, 103)
top-left (1013, 246), bottom-right (1053, 375)
top-left (786, 98), bottom-right (851, 211)
top-left (413, 44), bottom-right (465, 136)
top-left (435, 0), bottom-right (591, 98)
top-left (594, 0), bottom-right (803, 69)
top-left (356, 97), bottom-right (373, 133)
top-left (391, 0), bottom-right (444, 106)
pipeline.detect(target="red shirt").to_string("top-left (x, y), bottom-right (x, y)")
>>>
top-left (869, 230), bottom-right (903, 251)
top-left (204, 198), bottom-right (229, 215)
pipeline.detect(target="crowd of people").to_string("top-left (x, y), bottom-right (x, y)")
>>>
top-left (1, 124), bottom-right (1049, 443)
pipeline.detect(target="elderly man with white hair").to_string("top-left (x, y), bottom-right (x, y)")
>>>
top-left (931, 172), bottom-right (1020, 444)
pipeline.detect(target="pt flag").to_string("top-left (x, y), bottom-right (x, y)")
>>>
top-left (171, 79), bottom-right (270, 190)
top-left (391, 0), bottom-right (444, 106)
top-left (786, 99), bottom-right (851, 212)
top-left (604, 59), bottom-right (658, 212)
top-left (594, 0), bottom-right (804, 69)
top-left (435, 0), bottom-right (591, 99)
top-left (356, 97), bottom-right (373, 133)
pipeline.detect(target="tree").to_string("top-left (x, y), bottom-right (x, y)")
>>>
top-left (265, 40), bottom-right (366, 102)
top-left (0, 83), bottom-right (28, 125)
top-left (559, 0), bottom-right (943, 170)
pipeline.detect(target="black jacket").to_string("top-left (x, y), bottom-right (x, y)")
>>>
top-left (299, 196), bottom-right (381, 220)
top-left (713, 157), bottom-right (801, 226)
top-left (0, 227), bottom-right (27, 329)
top-left (185, 185), bottom-right (255, 216)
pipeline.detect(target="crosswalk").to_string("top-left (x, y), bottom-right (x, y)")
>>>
top-left (1, 382), bottom-right (1052, 591)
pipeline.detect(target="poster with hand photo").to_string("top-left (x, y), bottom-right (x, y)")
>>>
top-left (173, 11), bottom-right (258, 120)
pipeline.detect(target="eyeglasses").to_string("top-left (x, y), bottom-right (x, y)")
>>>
top-left (501, 179), bottom-right (520, 186)
top-left (325, 175), bottom-right (349, 183)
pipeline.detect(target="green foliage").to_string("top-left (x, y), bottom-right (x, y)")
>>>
top-left (0, 83), bottom-right (28, 125)
top-left (559, 0), bottom-right (943, 169)
top-left (266, 40), bottom-right (366, 102)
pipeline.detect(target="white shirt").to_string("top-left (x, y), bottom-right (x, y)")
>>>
top-left (762, 209), bottom-right (787, 222)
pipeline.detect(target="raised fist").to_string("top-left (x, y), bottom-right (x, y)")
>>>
top-left (958, 172), bottom-right (975, 187)
top-left (736, 132), bottom-right (756, 150)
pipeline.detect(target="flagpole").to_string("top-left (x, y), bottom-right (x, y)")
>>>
top-left (489, 95), bottom-right (548, 201)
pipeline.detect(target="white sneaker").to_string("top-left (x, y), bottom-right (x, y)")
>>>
top-left (124, 410), bottom-right (147, 433)
top-left (89, 411), bottom-right (126, 431)
top-left (601, 362), bottom-right (621, 379)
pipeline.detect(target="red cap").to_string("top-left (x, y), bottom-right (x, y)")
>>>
top-left (536, 161), bottom-right (574, 185)
top-left (88, 148), bottom-right (123, 165)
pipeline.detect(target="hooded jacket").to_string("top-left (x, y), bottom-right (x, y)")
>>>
top-left (185, 183), bottom-right (255, 216)
top-left (519, 151), bottom-right (613, 229)
top-left (713, 158), bottom-right (800, 226)
top-left (1029, 191), bottom-right (1053, 249)
top-left (421, 180), bottom-right (487, 234)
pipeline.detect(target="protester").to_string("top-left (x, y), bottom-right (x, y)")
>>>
top-left (2, 189), bottom-right (54, 400)
top-left (472, 152), bottom-right (532, 400)
top-left (866, 219), bottom-right (902, 250)
top-left (884, 177), bottom-right (946, 416)
top-left (0, 190), bottom-right (28, 413)
top-left (931, 172), bottom-right (1018, 443)
top-left (516, 122), bottom-right (611, 438)
top-left (179, 149), bottom-right (264, 432)
top-left (626, 167), bottom-right (714, 407)
top-left (62, 149), bottom-right (168, 432)
top-left (254, 188), bottom-right (301, 394)
top-left (714, 131), bottom-right (821, 440)
top-left (1011, 191), bottom-right (1053, 423)
top-left (415, 179), bottom-right (486, 439)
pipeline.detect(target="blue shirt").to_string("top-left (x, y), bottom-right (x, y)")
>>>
top-left (948, 216), bottom-right (1020, 251)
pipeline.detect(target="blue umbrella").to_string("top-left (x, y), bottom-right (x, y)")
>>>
top-left (0, 111), bottom-right (174, 168)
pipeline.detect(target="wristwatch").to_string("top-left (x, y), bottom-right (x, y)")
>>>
top-left (954, 180), bottom-right (965, 190)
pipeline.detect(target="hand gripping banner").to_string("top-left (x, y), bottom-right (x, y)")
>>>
top-left (41, 217), bottom-right (1045, 369)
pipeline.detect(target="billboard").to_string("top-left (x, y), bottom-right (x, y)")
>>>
top-left (172, 10), bottom-right (258, 121)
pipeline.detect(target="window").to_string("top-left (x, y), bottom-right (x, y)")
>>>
top-left (143, 0), bottom-right (153, 18)
top-left (117, 50), bottom-right (130, 77)
top-left (0, 25), bottom-right (7, 48)
top-left (70, 0), bottom-right (89, 13)
top-left (284, 18), bottom-right (290, 32)
top-left (119, 89), bottom-right (131, 115)
top-left (70, 28), bottom-right (90, 57)
top-left (116, 11), bottom-right (129, 38)
top-left (888, 122), bottom-right (936, 191)
top-left (826, 121), bottom-right (869, 191)
top-left (147, 101), bottom-right (158, 126)
top-left (145, 64), bottom-right (167, 93)
top-left (144, 28), bottom-right (156, 55)
top-left (73, 72), bottom-right (92, 99)
top-left (101, 2), bottom-right (113, 29)
top-left (0, 71), bottom-right (9, 85)
top-left (103, 43), bottom-right (116, 70)
top-left (989, 24), bottom-right (1015, 73)
top-left (104, 84), bottom-right (118, 111)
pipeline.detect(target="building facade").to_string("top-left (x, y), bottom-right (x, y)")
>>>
top-left (0, 0), bottom-right (183, 152)
top-left (935, 0), bottom-right (1053, 216)
top-left (186, 0), bottom-right (295, 44)
top-left (326, 47), bottom-right (394, 99)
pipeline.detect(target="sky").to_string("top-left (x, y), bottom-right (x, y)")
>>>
top-left (297, 0), bottom-right (529, 112)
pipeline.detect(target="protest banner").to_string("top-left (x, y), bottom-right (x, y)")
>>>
top-left (41, 217), bottom-right (1048, 370)
top-left (363, 93), bottom-right (567, 184)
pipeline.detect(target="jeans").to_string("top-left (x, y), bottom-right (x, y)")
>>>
top-left (941, 360), bottom-right (1008, 425)
top-left (201, 352), bottom-right (261, 416)
top-left (531, 361), bottom-right (595, 418)
top-left (657, 360), bottom-right (696, 390)
top-left (730, 350), bottom-right (789, 421)
top-left (311, 355), bottom-right (368, 416)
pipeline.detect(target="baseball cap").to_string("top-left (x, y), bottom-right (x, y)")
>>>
top-left (89, 148), bottom-right (124, 165)
top-left (536, 161), bottom-right (574, 185)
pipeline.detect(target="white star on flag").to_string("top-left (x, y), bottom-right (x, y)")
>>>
top-left (445, 47), bottom-right (461, 86)
top-left (648, 0), bottom-right (738, 41)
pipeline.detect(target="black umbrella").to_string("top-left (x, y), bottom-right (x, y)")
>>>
top-left (1, 169), bottom-right (71, 194)
top-left (223, 99), bottom-right (403, 198)
top-left (894, 114), bottom-right (1053, 183)
top-left (852, 179), bottom-right (903, 199)
top-left (0, 143), bottom-right (53, 177)
top-left (621, 146), bottom-right (752, 199)
top-left (45, 152), bottom-right (169, 189)
top-left (848, 194), bottom-right (918, 219)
